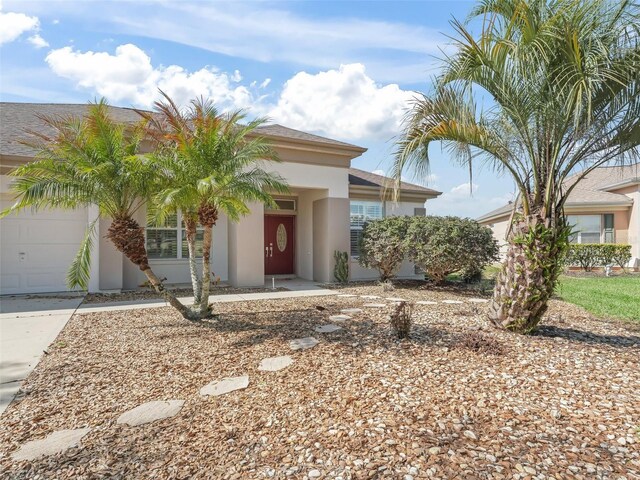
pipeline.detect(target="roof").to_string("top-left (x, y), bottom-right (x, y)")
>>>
top-left (477, 164), bottom-right (639, 223)
top-left (0, 102), bottom-right (365, 158)
top-left (348, 167), bottom-right (441, 196)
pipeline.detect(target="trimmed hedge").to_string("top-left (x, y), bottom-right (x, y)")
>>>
top-left (564, 244), bottom-right (632, 271)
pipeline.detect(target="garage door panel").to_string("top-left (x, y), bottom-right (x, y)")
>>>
top-left (0, 201), bottom-right (87, 295)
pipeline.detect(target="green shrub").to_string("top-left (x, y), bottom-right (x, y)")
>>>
top-left (564, 244), bottom-right (632, 271)
top-left (333, 250), bottom-right (349, 283)
top-left (405, 216), bottom-right (499, 283)
top-left (358, 216), bottom-right (412, 281)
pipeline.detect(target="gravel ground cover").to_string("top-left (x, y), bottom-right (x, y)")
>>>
top-left (1, 283), bottom-right (638, 479)
top-left (83, 286), bottom-right (289, 304)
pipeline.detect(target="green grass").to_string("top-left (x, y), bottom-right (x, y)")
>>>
top-left (447, 265), bottom-right (639, 322)
top-left (555, 275), bottom-right (640, 322)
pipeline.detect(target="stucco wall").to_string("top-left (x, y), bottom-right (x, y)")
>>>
top-left (312, 197), bottom-right (350, 283)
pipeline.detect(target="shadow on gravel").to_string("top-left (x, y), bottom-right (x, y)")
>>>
top-left (534, 325), bottom-right (640, 348)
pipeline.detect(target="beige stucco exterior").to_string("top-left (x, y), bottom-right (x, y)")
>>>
top-left (1, 125), bottom-right (442, 294)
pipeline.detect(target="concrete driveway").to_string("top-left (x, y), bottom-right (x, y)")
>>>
top-left (0, 295), bottom-right (83, 415)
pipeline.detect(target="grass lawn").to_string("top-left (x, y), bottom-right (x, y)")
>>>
top-left (556, 275), bottom-right (640, 322)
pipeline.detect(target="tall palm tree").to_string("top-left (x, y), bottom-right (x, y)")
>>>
top-left (140, 92), bottom-right (289, 318)
top-left (394, 0), bottom-right (640, 333)
top-left (1, 100), bottom-right (195, 320)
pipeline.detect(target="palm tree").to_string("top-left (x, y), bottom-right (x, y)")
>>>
top-left (1, 100), bottom-right (195, 320)
top-left (393, 0), bottom-right (640, 333)
top-left (140, 92), bottom-right (289, 318)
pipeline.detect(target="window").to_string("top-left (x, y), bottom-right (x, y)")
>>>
top-left (566, 214), bottom-right (614, 244)
top-left (350, 201), bottom-right (383, 256)
top-left (274, 199), bottom-right (296, 211)
top-left (146, 211), bottom-right (204, 259)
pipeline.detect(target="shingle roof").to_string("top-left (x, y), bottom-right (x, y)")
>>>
top-left (477, 164), bottom-right (638, 222)
top-left (0, 102), bottom-right (365, 157)
top-left (348, 167), bottom-right (441, 196)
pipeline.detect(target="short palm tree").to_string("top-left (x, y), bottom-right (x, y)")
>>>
top-left (394, 0), bottom-right (640, 333)
top-left (1, 100), bottom-right (195, 319)
top-left (140, 92), bottom-right (289, 318)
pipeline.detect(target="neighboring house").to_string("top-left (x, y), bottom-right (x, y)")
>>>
top-left (477, 164), bottom-right (640, 268)
top-left (0, 102), bottom-right (441, 295)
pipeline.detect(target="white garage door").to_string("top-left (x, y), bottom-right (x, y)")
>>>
top-left (0, 200), bottom-right (88, 295)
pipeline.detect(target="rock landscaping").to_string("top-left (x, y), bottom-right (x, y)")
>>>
top-left (1, 283), bottom-right (638, 478)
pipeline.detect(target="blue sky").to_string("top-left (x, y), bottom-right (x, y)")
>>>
top-left (0, 0), bottom-right (515, 217)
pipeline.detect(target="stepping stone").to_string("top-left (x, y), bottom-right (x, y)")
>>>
top-left (416, 301), bottom-right (437, 305)
top-left (385, 297), bottom-right (407, 302)
top-left (259, 355), bottom-right (294, 371)
top-left (363, 303), bottom-right (387, 308)
top-left (314, 324), bottom-right (342, 333)
top-left (12, 428), bottom-right (91, 461)
top-left (329, 314), bottom-right (351, 322)
top-left (200, 375), bottom-right (249, 397)
top-left (442, 300), bottom-right (464, 304)
top-left (468, 298), bottom-right (489, 303)
top-left (341, 308), bottom-right (362, 314)
top-left (361, 295), bottom-right (381, 299)
top-left (337, 294), bottom-right (357, 298)
top-left (117, 400), bottom-right (184, 427)
top-left (290, 336), bottom-right (320, 350)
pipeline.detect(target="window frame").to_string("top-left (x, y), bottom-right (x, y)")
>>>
top-left (566, 214), bottom-right (615, 244)
top-left (350, 200), bottom-right (384, 258)
top-left (146, 210), bottom-right (204, 260)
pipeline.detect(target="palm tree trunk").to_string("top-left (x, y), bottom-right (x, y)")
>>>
top-left (199, 225), bottom-right (213, 316)
top-left (183, 215), bottom-right (201, 304)
top-left (106, 216), bottom-right (196, 321)
top-left (487, 214), bottom-right (568, 334)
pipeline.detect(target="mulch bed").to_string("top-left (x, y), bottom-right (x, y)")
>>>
top-left (1, 285), bottom-right (638, 479)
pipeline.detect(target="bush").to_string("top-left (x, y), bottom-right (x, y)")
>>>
top-left (390, 301), bottom-right (412, 339)
top-left (333, 250), bottom-right (349, 283)
top-left (405, 216), bottom-right (499, 283)
top-left (358, 216), bottom-right (412, 281)
top-left (564, 244), bottom-right (632, 271)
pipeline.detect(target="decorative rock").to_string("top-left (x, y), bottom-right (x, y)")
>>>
top-left (309, 469), bottom-right (321, 478)
top-left (416, 301), bottom-right (437, 305)
top-left (117, 400), bottom-right (184, 426)
top-left (463, 430), bottom-right (477, 440)
top-left (200, 375), bottom-right (249, 397)
top-left (341, 308), bottom-right (362, 314)
top-left (314, 324), bottom-right (342, 333)
top-left (361, 295), bottom-right (381, 299)
top-left (337, 294), bottom-right (357, 298)
top-left (468, 298), bottom-right (489, 303)
top-left (363, 303), bottom-right (387, 308)
top-left (290, 337), bottom-right (319, 350)
top-left (329, 314), bottom-right (351, 322)
top-left (258, 356), bottom-right (294, 371)
top-left (442, 300), bottom-right (464, 304)
top-left (12, 428), bottom-right (91, 461)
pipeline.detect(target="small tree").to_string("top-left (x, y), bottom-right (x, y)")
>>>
top-left (141, 92), bottom-right (289, 318)
top-left (406, 216), bottom-right (498, 283)
top-left (0, 100), bottom-right (194, 320)
top-left (358, 216), bottom-right (411, 281)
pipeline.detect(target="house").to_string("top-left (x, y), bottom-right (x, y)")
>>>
top-left (477, 164), bottom-right (640, 268)
top-left (0, 102), bottom-right (441, 295)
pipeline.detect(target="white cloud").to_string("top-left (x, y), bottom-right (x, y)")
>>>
top-left (372, 169), bottom-right (386, 176)
top-left (27, 33), bottom-right (48, 48)
top-left (260, 78), bottom-right (271, 89)
top-left (269, 63), bottom-right (415, 140)
top-left (428, 182), bottom-right (515, 218)
top-left (45, 43), bottom-right (253, 109)
top-left (0, 9), bottom-right (39, 44)
top-left (448, 182), bottom-right (479, 198)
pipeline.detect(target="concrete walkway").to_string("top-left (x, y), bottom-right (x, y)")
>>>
top-left (0, 296), bottom-right (84, 415)
top-left (78, 280), bottom-right (337, 314)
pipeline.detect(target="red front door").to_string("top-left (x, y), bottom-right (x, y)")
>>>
top-left (264, 215), bottom-right (295, 275)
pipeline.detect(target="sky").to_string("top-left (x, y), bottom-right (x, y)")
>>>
top-left (0, 0), bottom-right (516, 218)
